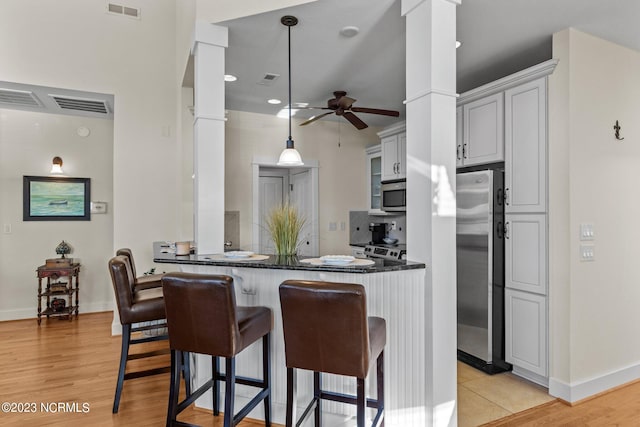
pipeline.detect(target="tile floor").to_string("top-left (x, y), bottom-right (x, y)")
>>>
top-left (457, 362), bottom-right (556, 426)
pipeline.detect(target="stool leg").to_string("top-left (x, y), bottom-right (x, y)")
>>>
top-left (224, 357), bottom-right (236, 427)
top-left (314, 371), bottom-right (321, 427)
top-left (212, 356), bottom-right (220, 416)
top-left (263, 333), bottom-right (272, 426)
top-left (377, 351), bottom-right (385, 427)
top-left (285, 367), bottom-right (297, 427)
top-left (166, 349), bottom-right (181, 427)
top-left (356, 378), bottom-right (365, 427)
top-left (113, 323), bottom-right (131, 413)
top-left (182, 351), bottom-right (192, 397)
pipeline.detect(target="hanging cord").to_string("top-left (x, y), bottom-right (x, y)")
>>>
top-left (288, 22), bottom-right (292, 142)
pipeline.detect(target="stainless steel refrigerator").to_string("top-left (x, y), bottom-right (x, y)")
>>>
top-left (456, 169), bottom-right (510, 374)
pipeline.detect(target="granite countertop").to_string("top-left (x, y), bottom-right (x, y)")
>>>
top-left (153, 242), bottom-right (425, 274)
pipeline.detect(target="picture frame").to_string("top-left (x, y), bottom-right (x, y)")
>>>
top-left (23, 176), bottom-right (91, 221)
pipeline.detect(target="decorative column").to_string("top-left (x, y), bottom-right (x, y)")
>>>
top-left (192, 22), bottom-right (228, 254)
top-left (402, 0), bottom-right (459, 426)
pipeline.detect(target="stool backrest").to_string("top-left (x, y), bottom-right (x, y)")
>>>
top-left (279, 280), bottom-right (371, 378)
top-left (162, 272), bottom-right (241, 358)
top-left (108, 255), bottom-right (137, 324)
top-left (116, 248), bottom-right (137, 278)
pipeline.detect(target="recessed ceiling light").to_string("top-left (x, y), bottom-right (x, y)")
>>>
top-left (340, 26), bottom-right (359, 38)
top-left (268, 99), bottom-right (282, 105)
top-left (224, 74), bottom-right (237, 82)
top-left (456, 40), bottom-right (462, 49)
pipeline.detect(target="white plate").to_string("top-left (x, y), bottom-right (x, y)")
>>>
top-left (320, 255), bottom-right (355, 265)
top-left (224, 251), bottom-right (254, 259)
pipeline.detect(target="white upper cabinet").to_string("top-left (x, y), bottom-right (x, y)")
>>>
top-left (505, 78), bottom-right (547, 213)
top-left (379, 122), bottom-right (406, 182)
top-left (366, 144), bottom-right (384, 214)
top-left (462, 93), bottom-right (504, 166)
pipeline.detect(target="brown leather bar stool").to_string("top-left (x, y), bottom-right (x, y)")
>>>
top-left (162, 272), bottom-right (273, 427)
top-left (279, 280), bottom-right (385, 427)
top-left (109, 255), bottom-right (178, 413)
top-left (116, 248), bottom-right (164, 291)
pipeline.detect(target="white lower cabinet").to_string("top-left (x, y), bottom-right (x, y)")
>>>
top-left (505, 288), bottom-right (547, 377)
top-left (505, 213), bottom-right (547, 294)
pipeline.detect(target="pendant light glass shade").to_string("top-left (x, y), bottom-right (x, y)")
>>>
top-left (50, 156), bottom-right (64, 174)
top-left (278, 138), bottom-right (303, 166)
top-left (277, 15), bottom-right (303, 167)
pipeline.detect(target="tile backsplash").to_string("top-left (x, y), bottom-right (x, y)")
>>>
top-left (349, 211), bottom-right (406, 245)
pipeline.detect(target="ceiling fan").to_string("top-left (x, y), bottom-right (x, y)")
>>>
top-left (300, 91), bottom-right (400, 130)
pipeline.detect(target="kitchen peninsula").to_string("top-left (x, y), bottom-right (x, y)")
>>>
top-left (154, 243), bottom-right (427, 426)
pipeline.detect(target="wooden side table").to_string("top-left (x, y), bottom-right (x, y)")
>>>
top-left (37, 263), bottom-right (80, 325)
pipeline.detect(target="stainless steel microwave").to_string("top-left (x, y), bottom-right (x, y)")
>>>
top-left (381, 180), bottom-right (406, 212)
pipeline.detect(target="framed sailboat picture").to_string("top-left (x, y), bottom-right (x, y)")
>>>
top-left (23, 176), bottom-right (91, 221)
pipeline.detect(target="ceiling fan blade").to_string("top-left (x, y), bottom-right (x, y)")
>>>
top-left (299, 111), bottom-right (334, 126)
top-left (351, 107), bottom-right (400, 117)
top-left (342, 112), bottom-right (368, 130)
top-left (299, 106), bottom-right (333, 110)
top-left (337, 96), bottom-right (356, 110)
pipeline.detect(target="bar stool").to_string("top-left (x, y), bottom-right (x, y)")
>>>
top-left (279, 280), bottom-right (385, 427)
top-left (116, 248), bottom-right (164, 291)
top-left (108, 255), bottom-right (176, 413)
top-left (162, 272), bottom-right (273, 427)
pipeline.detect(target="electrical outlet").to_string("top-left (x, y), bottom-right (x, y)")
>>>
top-left (390, 221), bottom-right (397, 231)
top-left (2, 224), bottom-right (11, 234)
top-left (328, 222), bottom-right (337, 231)
top-left (340, 221), bottom-right (346, 231)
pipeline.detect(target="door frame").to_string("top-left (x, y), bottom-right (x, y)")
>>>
top-left (251, 157), bottom-right (319, 255)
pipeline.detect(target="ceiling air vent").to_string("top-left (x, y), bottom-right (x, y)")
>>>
top-left (257, 73), bottom-right (280, 86)
top-left (107, 3), bottom-right (140, 19)
top-left (0, 88), bottom-right (43, 108)
top-left (49, 94), bottom-right (110, 115)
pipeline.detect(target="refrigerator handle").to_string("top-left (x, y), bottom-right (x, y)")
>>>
top-left (504, 221), bottom-right (510, 239)
top-left (497, 221), bottom-right (504, 239)
top-left (497, 188), bottom-right (504, 206)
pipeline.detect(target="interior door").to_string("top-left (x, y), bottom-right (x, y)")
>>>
top-left (258, 173), bottom-right (286, 254)
top-left (289, 169), bottom-right (314, 256)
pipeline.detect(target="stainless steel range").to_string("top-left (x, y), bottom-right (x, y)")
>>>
top-left (364, 244), bottom-right (406, 260)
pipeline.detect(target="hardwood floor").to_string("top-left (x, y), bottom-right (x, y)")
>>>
top-left (4, 312), bottom-right (640, 426)
top-left (0, 312), bottom-right (273, 427)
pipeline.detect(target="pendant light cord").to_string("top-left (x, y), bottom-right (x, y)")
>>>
top-left (288, 23), bottom-right (292, 142)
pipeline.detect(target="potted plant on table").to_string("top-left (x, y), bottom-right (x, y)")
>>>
top-left (266, 202), bottom-right (305, 260)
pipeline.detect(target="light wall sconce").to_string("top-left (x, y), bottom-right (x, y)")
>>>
top-left (50, 156), bottom-right (64, 174)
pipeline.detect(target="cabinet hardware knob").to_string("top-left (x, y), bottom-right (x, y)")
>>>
top-left (504, 222), bottom-right (510, 239)
top-left (463, 143), bottom-right (467, 158)
top-left (504, 188), bottom-right (510, 205)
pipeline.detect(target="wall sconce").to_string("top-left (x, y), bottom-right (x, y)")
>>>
top-left (50, 156), bottom-right (64, 174)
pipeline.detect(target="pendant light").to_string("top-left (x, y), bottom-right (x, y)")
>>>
top-left (277, 15), bottom-right (304, 166)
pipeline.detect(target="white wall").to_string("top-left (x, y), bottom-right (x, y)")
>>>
top-left (0, 110), bottom-right (114, 319)
top-left (549, 28), bottom-right (640, 400)
top-left (0, 0), bottom-right (182, 320)
top-left (225, 110), bottom-right (378, 255)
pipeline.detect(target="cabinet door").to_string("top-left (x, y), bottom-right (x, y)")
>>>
top-left (463, 93), bottom-right (504, 166)
top-left (456, 106), bottom-right (463, 167)
top-left (505, 288), bottom-right (547, 377)
top-left (505, 214), bottom-right (547, 295)
top-left (366, 145), bottom-right (383, 213)
top-left (381, 135), bottom-right (399, 181)
top-left (396, 132), bottom-right (406, 179)
top-left (505, 78), bottom-right (547, 213)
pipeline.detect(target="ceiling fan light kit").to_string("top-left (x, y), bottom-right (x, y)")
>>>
top-left (277, 15), bottom-right (304, 167)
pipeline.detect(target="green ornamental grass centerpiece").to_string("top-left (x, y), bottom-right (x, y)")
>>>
top-left (266, 202), bottom-right (305, 256)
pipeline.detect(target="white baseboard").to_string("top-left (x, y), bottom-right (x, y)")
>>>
top-left (0, 302), bottom-right (113, 322)
top-left (549, 362), bottom-right (640, 403)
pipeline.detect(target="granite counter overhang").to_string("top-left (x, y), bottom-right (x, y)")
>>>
top-left (153, 243), bottom-right (425, 274)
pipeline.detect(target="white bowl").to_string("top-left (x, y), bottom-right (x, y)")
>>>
top-left (383, 237), bottom-right (398, 245)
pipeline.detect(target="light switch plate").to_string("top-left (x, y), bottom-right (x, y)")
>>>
top-left (580, 223), bottom-right (595, 241)
top-left (580, 244), bottom-right (595, 261)
top-left (90, 201), bottom-right (107, 214)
